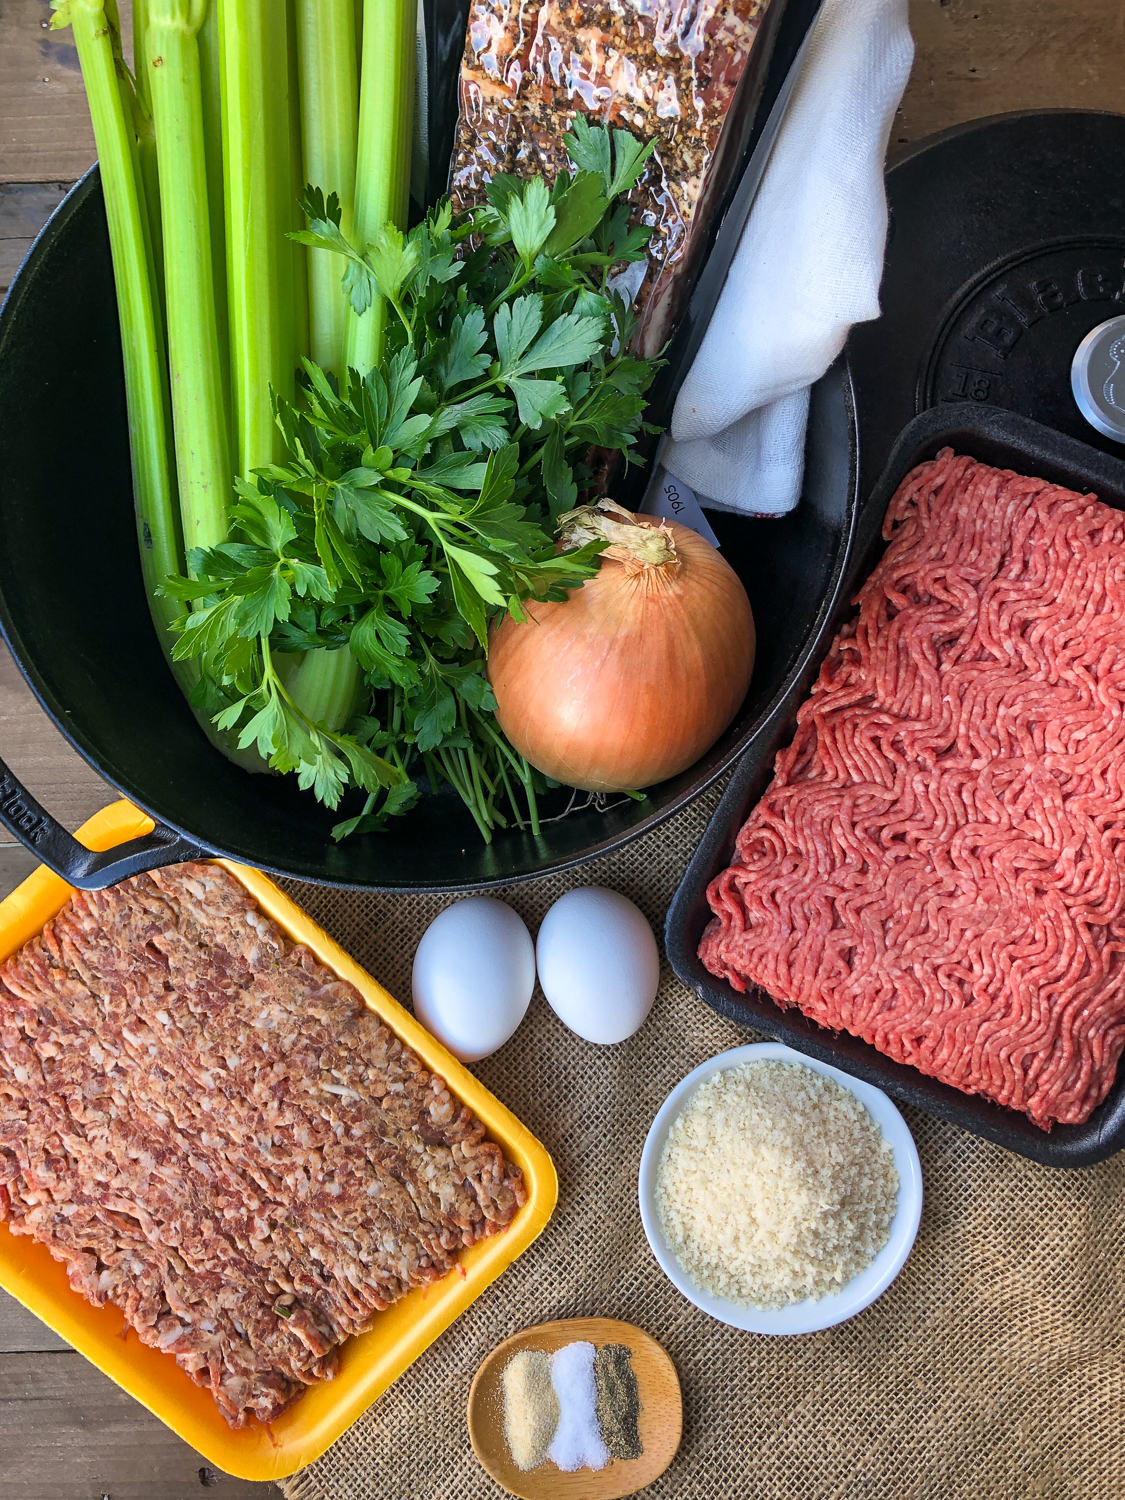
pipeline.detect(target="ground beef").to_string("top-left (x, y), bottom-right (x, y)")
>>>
top-left (700, 449), bottom-right (1125, 1131)
top-left (0, 863), bottom-right (526, 1427)
top-left (451, 0), bottom-right (768, 358)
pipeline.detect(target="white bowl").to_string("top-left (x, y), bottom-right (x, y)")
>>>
top-left (638, 1043), bottom-right (923, 1334)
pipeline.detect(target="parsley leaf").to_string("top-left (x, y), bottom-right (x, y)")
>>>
top-left (565, 116), bottom-right (613, 189)
top-left (508, 311), bottom-right (604, 376)
top-left (494, 295), bottom-right (543, 373)
top-left (506, 376), bottom-right (571, 429)
top-left (607, 129), bottom-right (658, 200)
top-left (438, 306), bottom-right (490, 390)
top-left (506, 178), bottom-right (556, 265)
top-left (545, 171), bottom-right (610, 256)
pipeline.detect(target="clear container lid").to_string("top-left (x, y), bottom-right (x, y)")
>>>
top-left (1071, 315), bottom-right (1125, 443)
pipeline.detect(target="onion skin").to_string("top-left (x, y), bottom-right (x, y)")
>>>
top-left (488, 518), bottom-right (756, 792)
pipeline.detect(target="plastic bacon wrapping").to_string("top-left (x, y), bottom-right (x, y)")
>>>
top-left (450, 0), bottom-right (772, 358)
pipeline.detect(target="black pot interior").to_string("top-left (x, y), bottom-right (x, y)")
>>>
top-left (0, 165), bottom-right (855, 890)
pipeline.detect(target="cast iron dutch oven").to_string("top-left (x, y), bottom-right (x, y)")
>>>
top-left (0, 0), bottom-right (851, 892)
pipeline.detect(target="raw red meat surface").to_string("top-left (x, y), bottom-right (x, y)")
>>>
top-left (0, 864), bottom-right (525, 1425)
top-left (700, 448), bottom-right (1125, 1129)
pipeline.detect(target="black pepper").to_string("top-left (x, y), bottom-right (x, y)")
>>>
top-left (593, 1343), bottom-right (643, 1461)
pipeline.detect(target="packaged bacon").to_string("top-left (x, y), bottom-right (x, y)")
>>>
top-left (450, 0), bottom-right (775, 359)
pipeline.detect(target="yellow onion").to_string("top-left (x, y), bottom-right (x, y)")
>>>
top-left (488, 499), bottom-right (756, 792)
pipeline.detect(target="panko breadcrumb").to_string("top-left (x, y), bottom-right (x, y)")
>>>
top-left (655, 1061), bottom-right (898, 1308)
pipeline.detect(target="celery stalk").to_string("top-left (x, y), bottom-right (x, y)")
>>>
top-left (129, 0), bottom-right (166, 315)
top-left (345, 0), bottom-right (416, 376)
top-left (51, 0), bottom-right (185, 651)
top-left (289, 0), bottom-right (365, 730)
top-left (295, 0), bottom-right (358, 374)
top-left (218, 0), bottom-right (299, 474)
top-left (285, 647), bottom-right (362, 734)
top-left (196, 0), bottom-right (233, 452)
top-left (286, 0), bottom-right (311, 366)
top-left (144, 0), bottom-right (232, 557)
top-left (132, 0), bottom-right (150, 99)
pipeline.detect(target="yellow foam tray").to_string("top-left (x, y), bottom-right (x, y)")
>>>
top-left (0, 801), bottom-right (557, 1480)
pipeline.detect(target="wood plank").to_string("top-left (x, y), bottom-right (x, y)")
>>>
top-left (0, 1293), bottom-right (70, 1354)
top-left (0, 180), bottom-right (70, 294)
top-left (0, 841), bottom-right (39, 897)
top-left (0, 0), bottom-right (132, 184)
top-left (0, 1351), bottom-right (280, 1498)
top-left (0, 0), bottom-right (95, 184)
top-left (4, 0), bottom-right (1124, 184)
top-left (0, 641), bottom-right (115, 847)
top-left (895, 0), bottom-right (1125, 148)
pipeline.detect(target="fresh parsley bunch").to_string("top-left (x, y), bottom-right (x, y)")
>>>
top-left (162, 121), bottom-right (659, 842)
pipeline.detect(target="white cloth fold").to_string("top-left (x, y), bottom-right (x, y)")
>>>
top-left (662, 0), bottom-right (914, 517)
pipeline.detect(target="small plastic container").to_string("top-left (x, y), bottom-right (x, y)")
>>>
top-left (1071, 315), bottom-right (1125, 444)
top-left (0, 801), bottom-right (557, 1480)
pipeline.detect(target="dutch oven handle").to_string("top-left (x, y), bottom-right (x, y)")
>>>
top-left (0, 754), bottom-right (205, 890)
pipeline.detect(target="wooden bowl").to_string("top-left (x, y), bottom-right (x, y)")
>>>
top-left (467, 1317), bottom-right (682, 1500)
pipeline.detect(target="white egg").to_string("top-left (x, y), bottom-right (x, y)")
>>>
top-left (536, 886), bottom-right (659, 1045)
top-left (411, 897), bottom-right (535, 1063)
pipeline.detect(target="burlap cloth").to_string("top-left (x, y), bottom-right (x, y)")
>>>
top-left (279, 783), bottom-right (1125, 1500)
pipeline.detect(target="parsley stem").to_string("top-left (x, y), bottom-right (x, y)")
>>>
top-left (388, 295), bottom-right (413, 341)
top-left (422, 752), bottom-right (442, 798)
top-left (387, 690), bottom-right (411, 777)
top-left (436, 747), bottom-right (492, 843)
top-left (524, 770), bottom-right (540, 835)
top-left (354, 790), bottom-right (378, 824)
top-left (462, 704), bottom-right (499, 815)
top-left (474, 713), bottom-right (542, 835)
top-left (264, 637), bottom-right (384, 775)
top-left (495, 755), bottom-right (524, 829)
top-left (485, 261), bottom-right (539, 318)
top-left (457, 744), bottom-right (486, 823)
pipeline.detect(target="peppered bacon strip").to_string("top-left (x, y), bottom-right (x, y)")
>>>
top-left (0, 863), bottom-right (525, 1426)
top-left (700, 449), bottom-right (1125, 1131)
top-left (451, 0), bottom-right (768, 358)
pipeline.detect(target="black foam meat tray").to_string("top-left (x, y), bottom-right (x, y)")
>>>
top-left (666, 403), bottom-right (1125, 1167)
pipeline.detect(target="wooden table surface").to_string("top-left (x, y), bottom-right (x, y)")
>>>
top-left (1, 0), bottom-right (1122, 1494)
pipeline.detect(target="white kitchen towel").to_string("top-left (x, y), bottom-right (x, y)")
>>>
top-left (661, 0), bottom-right (914, 517)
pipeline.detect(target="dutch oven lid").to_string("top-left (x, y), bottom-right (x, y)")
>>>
top-left (847, 109), bottom-right (1125, 496)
